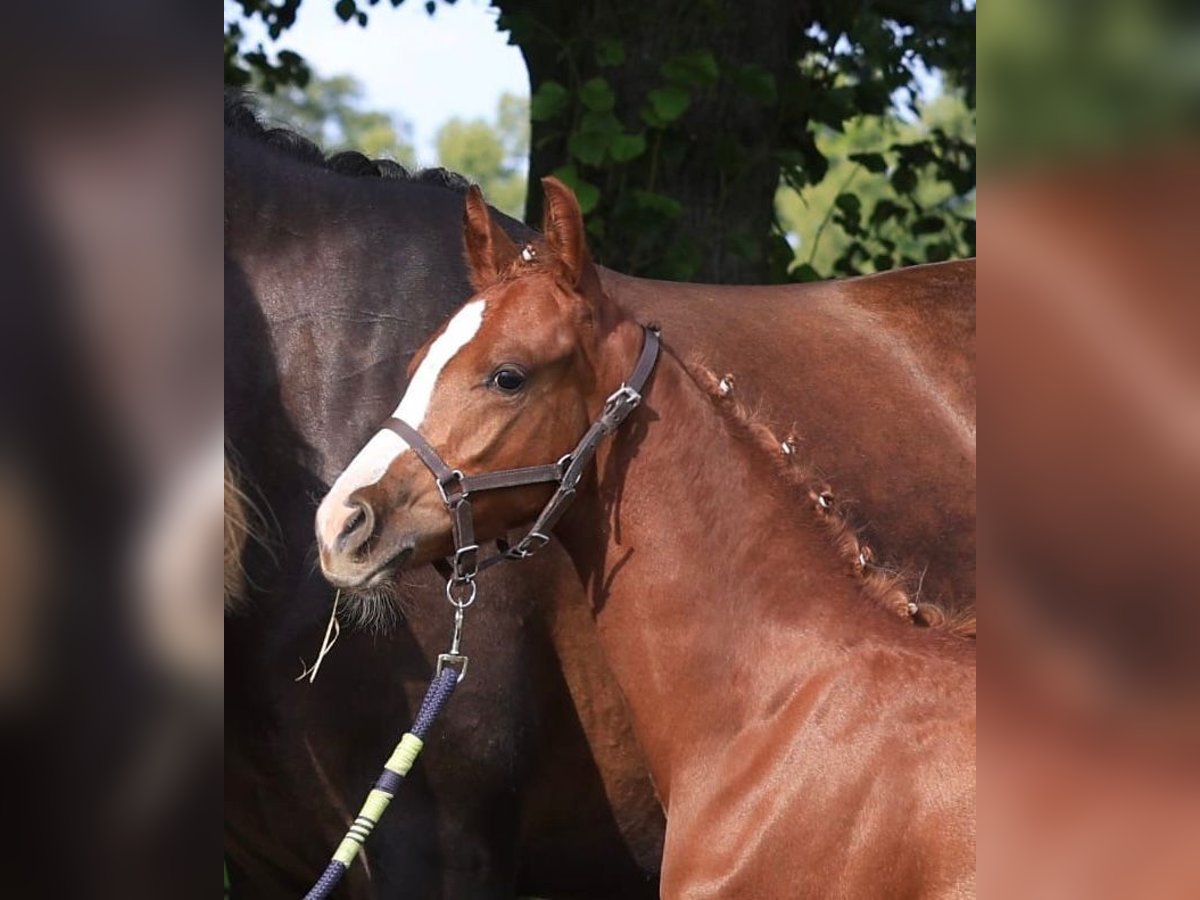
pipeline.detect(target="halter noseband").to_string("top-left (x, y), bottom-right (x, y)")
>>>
top-left (383, 325), bottom-right (661, 599)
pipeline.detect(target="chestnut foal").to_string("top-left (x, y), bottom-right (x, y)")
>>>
top-left (320, 179), bottom-right (976, 898)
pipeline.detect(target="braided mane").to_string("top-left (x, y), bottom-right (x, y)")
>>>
top-left (683, 357), bottom-right (975, 639)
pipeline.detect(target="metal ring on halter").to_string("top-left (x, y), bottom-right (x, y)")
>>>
top-left (445, 577), bottom-right (477, 609)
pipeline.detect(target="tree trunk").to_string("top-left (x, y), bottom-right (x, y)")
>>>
top-left (499, 0), bottom-right (811, 284)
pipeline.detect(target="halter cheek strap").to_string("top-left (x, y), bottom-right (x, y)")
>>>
top-left (383, 326), bottom-right (661, 588)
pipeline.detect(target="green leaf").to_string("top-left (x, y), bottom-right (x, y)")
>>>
top-left (925, 242), bottom-right (954, 262)
top-left (849, 152), bottom-right (887, 174)
top-left (890, 166), bottom-right (918, 195)
top-left (639, 103), bottom-right (666, 129)
top-left (580, 110), bottom-right (621, 136)
top-left (568, 111), bottom-right (621, 166)
top-left (792, 263), bottom-right (821, 282)
top-left (813, 85), bottom-right (855, 129)
top-left (912, 216), bottom-right (945, 236)
top-left (595, 38), bottom-right (625, 67)
top-left (579, 77), bottom-right (615, 113)
top-left (894, 141), bottom-right (934, 168)
top-left (873, 254), bottom-right (894, 272)
top-left (575, 183), bottom-right (601, 216)
top-left (568, 129), bottom-right (610, 166)
top-left (782, 136), bottom-right (829, 184)
top-left (834, 193), bottom-right (861, 218)
top-left (551, 165), bottom-right (600, 214)
top-left (834, 193), bottom-right (863, 237)
top-left (949, 167), bottom-right (975, 196)
top-left (609, 132), bottom-right (647, 163)
top-left (632, 189), bottom-right (683, 219)
top-left (661, 51), bottom-right (719, 87)
top-left (335, 0), bottom-right (357, 22)
top-left (530, 81), bottom-right (569, 122)
top-left (872, 199), bottom-right (906, 226)
top-left (646, 85), bottom-right (691, 123)
top-left (732, 64), bottom-right (777, 105)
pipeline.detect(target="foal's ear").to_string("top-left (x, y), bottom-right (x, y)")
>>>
top-left (540, 176), bottom-right (591, 287)
top-left (463, 185), bottom-right (519, 291)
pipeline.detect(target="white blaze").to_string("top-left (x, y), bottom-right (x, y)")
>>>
top-left (316, 300), bottom-right (485, 547)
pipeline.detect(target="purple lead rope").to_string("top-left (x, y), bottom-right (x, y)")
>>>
top-left (302, 665), bottom-right (461, 900)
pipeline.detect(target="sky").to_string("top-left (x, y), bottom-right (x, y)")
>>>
top-left (227, 0), bottom-right (528, 165)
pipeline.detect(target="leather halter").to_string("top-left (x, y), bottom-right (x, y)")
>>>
top-left (383, 325), bottom-right (661, 597)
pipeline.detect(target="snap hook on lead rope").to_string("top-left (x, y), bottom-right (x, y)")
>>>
top-left (436, 582), bottom-right (471, 683)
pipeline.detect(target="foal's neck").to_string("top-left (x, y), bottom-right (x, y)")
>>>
top-left (556, 320), bottom-right (938, 797)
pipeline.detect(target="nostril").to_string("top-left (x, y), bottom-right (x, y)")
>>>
top-left (336, 500), bottom-right (374, 555)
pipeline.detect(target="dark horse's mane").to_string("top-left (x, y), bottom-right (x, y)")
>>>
top-left (224, 91), bottom-right (473, 193)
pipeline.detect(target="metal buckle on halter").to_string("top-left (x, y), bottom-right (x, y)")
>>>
top-left (556, 453), bottom-right (574, 477)
top-left (555, 452), bottom-right (585, 493)
top-left (451, 543), bottom-right (480, 581)
top-left (436, 469), bottom-right (467, 505)
top-left (601, 384), bottom-right (642, 430)
top-left (505, 531), bottom-right (551, 560)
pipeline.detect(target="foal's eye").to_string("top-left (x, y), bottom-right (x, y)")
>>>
top-left (489, 366), bottom-right (527, 394)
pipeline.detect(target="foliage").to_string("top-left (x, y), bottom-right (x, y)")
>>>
top-left (499, 0), bottom-right (976, 281)
top-left (435, 93), bottom-right (529, 219)
top-left (255, 71), bottom-right (417, 165)
top-left (224, 1), bottom-right (310, 92)
top-left (777, 90), bottom-right (976, 280)
top-left (225, 0), bottom-right (976, 283)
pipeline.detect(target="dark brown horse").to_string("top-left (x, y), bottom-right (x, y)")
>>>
top-left (317, 179), bottom-right (976, 897)
top-left (226, 96), bottom-right (974, 897)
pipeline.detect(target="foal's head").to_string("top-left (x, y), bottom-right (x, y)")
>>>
top-left (317, 178), bottom-right (632, 589)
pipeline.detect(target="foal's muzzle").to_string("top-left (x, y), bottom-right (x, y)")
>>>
top-left (317, 488), bottom-right (423, 589)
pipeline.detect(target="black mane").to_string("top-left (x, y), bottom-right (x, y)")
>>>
top-left (224, 90), bottom-right (472, 193)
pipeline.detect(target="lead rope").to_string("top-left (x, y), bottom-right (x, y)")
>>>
top-left (302, 610), bottom-right (468, 900)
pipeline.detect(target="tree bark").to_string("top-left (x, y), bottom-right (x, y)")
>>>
top-left (499, 0), bottom-right (811, 283)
